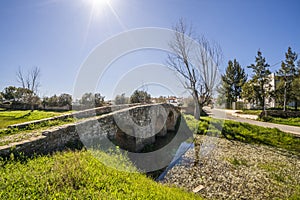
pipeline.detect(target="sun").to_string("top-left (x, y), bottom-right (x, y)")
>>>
top-left (85, 0), bottom-right (111, 17)
top-left (89, 0), bottom-right (109, 8)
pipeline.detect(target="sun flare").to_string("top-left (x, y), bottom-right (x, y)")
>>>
top-left (89, 0), bottom-right (108, 7)
top-left (85, 0), bottom-right (111, 16)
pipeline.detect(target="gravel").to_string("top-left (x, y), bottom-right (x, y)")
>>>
top-left (161, 135), bottom-right (300, 200)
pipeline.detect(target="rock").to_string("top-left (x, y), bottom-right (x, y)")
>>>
top-left (193, 185), bottom-right (204, 193)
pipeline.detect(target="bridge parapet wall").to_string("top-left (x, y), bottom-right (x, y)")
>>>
top-left (0, 104), bottom-right (181, 157)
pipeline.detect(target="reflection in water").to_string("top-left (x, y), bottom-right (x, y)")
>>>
top-left (194, 138), bottom-right (200, 166)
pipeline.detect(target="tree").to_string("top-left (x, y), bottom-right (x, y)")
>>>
top-left (1, 86), bottom-right (40, 109)
top-left (115, 93), bottom-right (129, 105)
top-left (80, 93), bottom-right (93, 107)
top-left (42, 96), bottom-right (49, 108)
top-left (167, 19), bottom-right (222, 119)
top-left (48, 95), bottom-right (59, 107)
top-left (157, 96), bottom-right (167, 103)
top-left (58, 93), bottom-right (72, 107)
top-left (80, 92), bottom-right (105, 108)
top-left (220, 59), bottom-right (247, 109)
top-left (276, 47), bottom-right (298, 111)
top-left (130, 90), bottom-right (151, 104)
top-left (0, 93), bottom-right (3, 103)
top-left (271, 77), bottom-right (285, 106)
top-left (15, 87), bottom-right (35, 103)
top-left (291, 77), bottom-right (300, 110)
top-left (17, 66), bottom-right (41, 94)
top-left (1, 86), bottom-right (18, 101)
top-left (247, 50), bottom-right (271, 110)
top-left (16, 66), bottom-right (41, 110)
top-left (94, 93), bottom-right (105, 107)
top-left (241, 80), bottom-right (260, 106)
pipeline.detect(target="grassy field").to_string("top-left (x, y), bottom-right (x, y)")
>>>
top-left (0, 150), bottom-right (201, 200)
top-left (0, 110), bottom-right (70, 129)
top-left (185, 115), bottom-right (300, 155)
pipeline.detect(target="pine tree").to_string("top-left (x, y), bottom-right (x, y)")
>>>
top-left (247, 50), bottom-right (271, 110)
top-left (220, 59), bottom-right (247, 108)
top-left (276, 47), bottom-right (298, 111)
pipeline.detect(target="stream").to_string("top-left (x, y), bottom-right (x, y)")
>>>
top-left (156, 141), bottom-right (194, 181)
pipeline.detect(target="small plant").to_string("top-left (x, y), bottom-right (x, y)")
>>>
top-left (228, 157), bottom-right (248, 167)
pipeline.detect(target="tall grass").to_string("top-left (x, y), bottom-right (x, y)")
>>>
top-left (0, 150), bottom-right (202, 200)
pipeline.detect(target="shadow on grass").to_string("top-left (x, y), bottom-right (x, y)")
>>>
top-left (15, 111), bottom-right (32, 119)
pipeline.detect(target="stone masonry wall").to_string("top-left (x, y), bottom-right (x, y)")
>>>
top-left (0, 104), bottom-right (181, 158)
top-left (7, 103), bottom-right (141, 129)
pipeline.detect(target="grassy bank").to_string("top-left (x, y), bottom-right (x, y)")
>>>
top-left (0, 150), bottom-right (201, 200)
top-left (0, 110), bottom-right (70, 129)
top-left (236, 109), bottom-right (300, 127)
top-left (185, 115), bottom-right (300, 155)
top-left (236, 109), bottom-right (262, 115)
top-left (260, 116), bottom-right (300, 127)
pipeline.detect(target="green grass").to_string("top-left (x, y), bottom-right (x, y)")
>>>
top-left (236, 109), bottom-right (262, 115)
top-left (0, 110), bottom-right (70, 129)
top-left (0, 117), bottom-right (76, 143)
top-left (185, 115), bottom-right (300, 155)
top-left (260, 116), bottom-right (300, 127)
top-left (227, 157), bottom-right (248, 167)
top-left (0, 150), bottom-right (202, 200)
top-left (289, 186), bottom-right (300, 200)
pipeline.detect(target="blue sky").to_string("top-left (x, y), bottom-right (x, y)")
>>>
top-left (1, 0), bottom-right (300, 100)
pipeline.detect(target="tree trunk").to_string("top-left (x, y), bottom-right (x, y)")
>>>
top-left (283, 82), bottom-right (287, 112)
top-left (194, 100), bottom-right (200, 120)
top-left (193, 91), bottom-right (200, 120)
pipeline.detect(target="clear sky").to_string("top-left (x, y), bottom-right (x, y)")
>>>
top-left (1, 0), bottom-right (300, 100)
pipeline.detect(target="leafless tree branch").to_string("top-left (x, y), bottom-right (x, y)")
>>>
top-left (167, 19), bottom-right (222, 119)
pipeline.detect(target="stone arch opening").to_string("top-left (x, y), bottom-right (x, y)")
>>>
top-left (155, 114), bottom-right (167, 137)
top-left (155, 114), bottom-right (165, 133)
top-left (166, 111), bottom-right (175, 131)
top-left (115, 125), bottom-right (136, 152)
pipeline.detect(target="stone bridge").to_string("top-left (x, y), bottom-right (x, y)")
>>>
top-left (0, 104), bottom-right (191, 161)
top-left (77, 103), bottom-right (181, 152)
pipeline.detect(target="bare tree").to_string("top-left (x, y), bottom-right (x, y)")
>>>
top-left (167, 19), bottom-right (222, 119)
top-left (17, 66), bottom-right (41, 94)
top-left (16, 66), bottom-right (41, 110)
